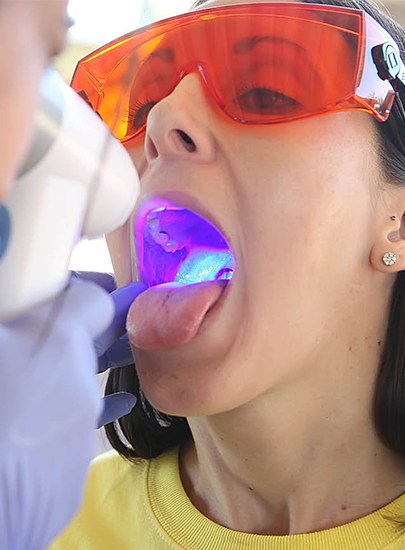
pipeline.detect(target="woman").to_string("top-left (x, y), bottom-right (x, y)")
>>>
top-left (51, 0), bottom-right (405, 547)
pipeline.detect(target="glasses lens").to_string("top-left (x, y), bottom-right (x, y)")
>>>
top-left (226, 13), bottom-right (363, 123)
top-left (73, 4), bottom-right (390, 143)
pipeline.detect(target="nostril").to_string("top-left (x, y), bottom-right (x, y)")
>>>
top-left (176, 130), bottom-right (197, 153)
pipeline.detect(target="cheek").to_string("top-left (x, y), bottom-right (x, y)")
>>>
top-left (233, 136), bottom-right (373, 349)
top-left (106, 145), bottom-right (145, 286)
top-left (126, 144), bottom-right (146, 175)
top-left (106, 221), bottom-right (134, 286)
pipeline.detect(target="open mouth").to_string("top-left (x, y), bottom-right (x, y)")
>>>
top-left (135, 200), bottom-right (235, 287)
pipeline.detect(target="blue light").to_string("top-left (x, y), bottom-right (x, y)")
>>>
top-left (175, 247), bottom-right (234, 284)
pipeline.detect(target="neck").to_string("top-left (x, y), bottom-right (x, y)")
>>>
top-left (180, 352), bottom-right (405, 535)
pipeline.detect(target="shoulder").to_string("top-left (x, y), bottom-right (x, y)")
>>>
top-left (86, 449), bottom-right (148, 495)
top-left (83, 448), bottom-right (179, 513)
top-left (49, 448), bottom-right (180, 550)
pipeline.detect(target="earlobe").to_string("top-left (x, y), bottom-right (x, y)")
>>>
top-left (370, 213), bottom-right (405, 273)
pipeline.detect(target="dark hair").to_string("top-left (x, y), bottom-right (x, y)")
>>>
top-left (105, 0), bottom-right (405, 460)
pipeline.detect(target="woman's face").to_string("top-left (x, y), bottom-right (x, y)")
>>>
top-left (107, 0), bottom-right (388, 416)
top-left (0, 0), bottom-right (69, 200)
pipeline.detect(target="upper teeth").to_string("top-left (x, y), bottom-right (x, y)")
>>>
top-left (147, 216), bottom-right (180, 252)
top-left (154, 231), bottom-right (169, 245)
top-left (163, 240), bottom-right (179, 252)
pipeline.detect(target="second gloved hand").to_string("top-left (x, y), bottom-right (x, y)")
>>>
top-left (71, 271), bottom-right (146, 427)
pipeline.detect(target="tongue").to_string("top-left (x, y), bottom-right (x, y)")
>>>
top-left (127, 280), bottom-right (227, 351)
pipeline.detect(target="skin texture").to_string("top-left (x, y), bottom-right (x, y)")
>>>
top-left (0, 0), bottom-right (69, 201)
top-left (106, 0), bottom-right (405, 536)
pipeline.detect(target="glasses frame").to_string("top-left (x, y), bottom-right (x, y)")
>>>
top-left (71, 2), bottom-right (405, 145)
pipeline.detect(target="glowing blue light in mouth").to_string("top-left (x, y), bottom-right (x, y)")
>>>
top-left (136, 202), bottom-right (235, 287)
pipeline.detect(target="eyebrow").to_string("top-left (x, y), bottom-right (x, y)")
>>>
top-left (144, 35), bottom-right (304, 67)
top-left (234, 35), bottom-right (305, 55)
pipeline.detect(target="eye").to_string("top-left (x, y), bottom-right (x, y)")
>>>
top-left (129, 100), bottom-right (158, 130)
top-left (236, 87), bottom-right (300, 116)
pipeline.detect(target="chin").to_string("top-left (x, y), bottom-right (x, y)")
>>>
top-left (134, 353), bottom-right (219, 417)
top-left (133, 345), bottom-right (258, 418)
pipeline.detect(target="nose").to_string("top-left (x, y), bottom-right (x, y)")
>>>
top-left (144, 73), bottom-right (216, 165)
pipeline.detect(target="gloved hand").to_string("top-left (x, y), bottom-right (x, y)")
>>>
top-left (96, 285), bottom-right (145, 426)
top-left (0, 276), bottom-right (145, 550)
top-left (70, 271), bottom-right (146, 427)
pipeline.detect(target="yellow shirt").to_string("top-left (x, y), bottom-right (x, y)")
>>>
top-left (50, 448), bottom-right (405, 549)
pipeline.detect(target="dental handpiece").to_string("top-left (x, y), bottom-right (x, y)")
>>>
top-left (0, 69), bottom-right (139, 322)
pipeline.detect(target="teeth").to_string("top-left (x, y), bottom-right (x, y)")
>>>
top-left (163, 239), bottom-right (179, 252)
top-left (148, 217), bottom-right (177, 250)
top-left (216, 268), bottom-right (234, 281)
top-left (154, 232), bottom-right (169, 245)
top-left (147, 217), bottom-right (160, 235)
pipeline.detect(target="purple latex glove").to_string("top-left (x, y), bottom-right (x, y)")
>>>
top-left (71, 272), bottom-right (146, 427)
top-left (0, 281), bottom-right (113, 550)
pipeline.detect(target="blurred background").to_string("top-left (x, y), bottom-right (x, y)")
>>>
top-left (386, 0), bottom-right (405, 25)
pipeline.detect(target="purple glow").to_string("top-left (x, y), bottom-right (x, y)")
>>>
top-left (135, 201), bottom-right (235, 287)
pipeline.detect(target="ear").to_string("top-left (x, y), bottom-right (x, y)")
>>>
top-left (370, 211), bottom-right (405, 273)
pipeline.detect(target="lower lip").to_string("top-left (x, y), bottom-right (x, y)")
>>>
top-left (197, 278), bottom-right (232, 339)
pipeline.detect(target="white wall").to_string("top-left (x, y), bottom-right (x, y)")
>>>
top-left (67, 0), bottom-right (193, 47)
top-left (68, 0), bottom-right (144, 46)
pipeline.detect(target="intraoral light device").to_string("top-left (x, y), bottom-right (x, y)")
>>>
top-left (0, 70), bottom-right (139, 321)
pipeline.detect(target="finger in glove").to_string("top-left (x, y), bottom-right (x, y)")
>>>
top-left (97, 334), bottom-right (134, 373)
top-left (95, 282), bottom-right (147, 358)
top-left (69, 271), bottom-right (116, 293)
top-left (97, 392), bottom-right (137, 428)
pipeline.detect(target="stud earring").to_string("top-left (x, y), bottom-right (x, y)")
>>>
top-left (382, 252), bottom-right (398, 266)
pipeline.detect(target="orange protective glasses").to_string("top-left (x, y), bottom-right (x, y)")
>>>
top-left (71, 2), bottom-right (405, 146)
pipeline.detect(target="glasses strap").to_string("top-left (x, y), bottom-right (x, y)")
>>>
top-left (372, 42), bottom-right (405, 94)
